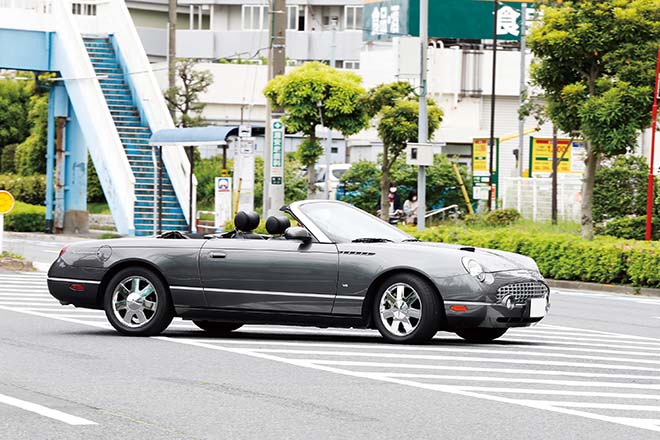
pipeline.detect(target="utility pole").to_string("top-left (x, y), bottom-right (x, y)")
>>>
top-left (517, 2), bottom-right (527, 177)
top-left (168, 0), bottom-right (177, 118)
top-left (487, 1), bottom-right (499, 211)
top-left (417, 0), bottom-right (428, 232)
top-left (264, 0), bottom-right (286, 217)
top-left (324, 19), bottom-right (337, 200)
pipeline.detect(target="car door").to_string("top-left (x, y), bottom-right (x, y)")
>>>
top-left (199, 238), bottom-right (339, 313)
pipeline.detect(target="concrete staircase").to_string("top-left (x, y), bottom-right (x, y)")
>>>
top-left (83, 36), bottom-right (188, 236)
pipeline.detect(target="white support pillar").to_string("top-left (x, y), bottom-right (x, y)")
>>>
top-left (198, 6), bottom-right (202, 30)
top-left (189, 5), bottom-right (194, 30)
top-left (210, 5), bottom-right (214, 30)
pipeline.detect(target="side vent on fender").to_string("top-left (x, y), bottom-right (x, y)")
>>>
top-left (339, 251), bottom-right (375, 256)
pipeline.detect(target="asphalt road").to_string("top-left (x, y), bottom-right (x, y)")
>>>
top-left (1, 269), bottom-right (659, 440)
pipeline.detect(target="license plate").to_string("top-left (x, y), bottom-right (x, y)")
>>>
top-left (529, 298), bottom-right (546, 318)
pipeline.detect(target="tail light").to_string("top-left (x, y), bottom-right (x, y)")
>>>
top-left (59, 245), bottom-right (69, 258)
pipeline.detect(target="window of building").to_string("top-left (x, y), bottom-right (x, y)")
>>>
top-left (344, 60), bottom-right (360, 70)
top-left (286, 5), bottom-right (306, 31)
top-left (242, 5), bottom-right (268, 31)
top-left (331, 147), bottom-right (339, 154)
top-left (345, 5), bottom-right (362, 31)
top-left (72, 3), bottom-right (96, 16)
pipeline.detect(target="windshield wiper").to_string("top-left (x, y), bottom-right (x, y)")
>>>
top-left (352, 237), bottom-right (394, 243)
top-left (402, 238), bottom-right (421, 242)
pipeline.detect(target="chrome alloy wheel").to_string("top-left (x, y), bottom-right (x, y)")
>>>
top-left (379, 283), bottom-right (422, 337)
top-left (112, 276), bottom-right (158, 328)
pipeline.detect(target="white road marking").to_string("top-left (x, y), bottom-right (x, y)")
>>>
top-left (514, 401), bottom-right (660, 411)
top-left (0, 392), bottom-right (96, 425)
top-left (445, 386), bottom-right (660, 400)
top-left (249, 348), bottom-right (660, 372)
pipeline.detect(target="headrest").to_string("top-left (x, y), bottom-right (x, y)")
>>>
top-left (265, 215), bottom-right (291, 235)
top-left (234, 211), bottom-right (260, 232)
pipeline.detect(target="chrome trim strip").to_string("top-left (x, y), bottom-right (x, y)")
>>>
top-left (47, 277), bottom-right (101, 285)
top-left (170, 285), bottom-right (364, 301)
top-left (444, 301), bottom-right (494, 306)
top-left (171, 286), bottom-right (204, 292)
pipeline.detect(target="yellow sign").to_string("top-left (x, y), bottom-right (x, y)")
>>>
top-left (472, 138), bottom-right (496, 176)
top-left (0, 190), bottom-right (14, 214)
top-left (530, 138), bottom-right (586, 176)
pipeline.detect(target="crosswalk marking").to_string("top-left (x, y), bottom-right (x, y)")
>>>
top-left (1, 271), bottom-right (660, 433)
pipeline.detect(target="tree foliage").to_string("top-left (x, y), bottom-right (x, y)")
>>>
top-left (593, 155), bottom-right (650, 223)
top-left (164, 59), bottom-right (214, 127)
top-left (365, 81), bottom-right (443, 219)
top-left (528, 0), bottom-right (660, 239)
top-left (14, 93), bottom-right (48, 176)
top-left (339, 155), bottom-right (470, 215)
top-left (263, 62), bottom-right (369, 195)
top-left (0, 78), bottom-right (31, 149)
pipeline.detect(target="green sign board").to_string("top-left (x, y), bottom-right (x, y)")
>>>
top-left (363, 0), bottom-right (534, 42)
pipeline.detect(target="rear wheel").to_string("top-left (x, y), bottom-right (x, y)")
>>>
top-left (455, 328), bottom-right (508, 343)
top-left (193, 321), bottom-right (243, 335)
top-left (373, 273), bottom-right (442, 344)
top-left (104, 267), bottom-right (173, 336)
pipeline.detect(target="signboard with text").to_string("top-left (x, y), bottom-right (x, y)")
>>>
top-left (471, 138), bottom-right (499, 202)
top-left (363, 0), bottom-right (536, 42)
top-left (233, 138), bottom-right (255, 213)
top-left (270, 119), bottom-right (284, 186)
top-left (529, 138), bottom-right (586, 177)
top-left (214, 177), bottom-right (232, 232)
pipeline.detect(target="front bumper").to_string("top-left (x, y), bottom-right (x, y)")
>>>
top-left (444, 299), bottom-right (548, 329)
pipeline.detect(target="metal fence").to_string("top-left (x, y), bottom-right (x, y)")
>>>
top-left (501, 177), bottom-right (583, 222)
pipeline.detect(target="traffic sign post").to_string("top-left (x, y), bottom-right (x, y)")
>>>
top-left (267, 119), bottom-right (285, 216)
top-left (0, 190), bottom-right (15, 254)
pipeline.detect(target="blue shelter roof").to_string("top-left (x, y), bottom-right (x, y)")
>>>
top-left (149, 126), bottom-right (244, 146)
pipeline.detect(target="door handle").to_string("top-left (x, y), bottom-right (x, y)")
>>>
top-left (209, 252), bottom-right (226, 259)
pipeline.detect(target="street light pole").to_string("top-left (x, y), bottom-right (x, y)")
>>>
top-left (645, 47), bottom-right (660, 240)
top-left (487, 0), bottom-right (499, 211)
top-left (417, 0), bottom-right (428, 232)
top-left (324, 19), bottom-right (337, 200)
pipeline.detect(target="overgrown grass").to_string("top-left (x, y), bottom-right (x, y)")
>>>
top-left (0, 251), bottom-right (24, 260)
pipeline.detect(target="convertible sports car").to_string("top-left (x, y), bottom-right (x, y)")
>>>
top-left (47, 200), bottom-right (549, 343)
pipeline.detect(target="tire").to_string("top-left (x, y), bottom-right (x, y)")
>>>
top-left (193, 321), bottom-right (243, 335)
top-left (372, 273), bottom-right (442, 344)
top-left (104, 267), bottom-right (174, 336)
top-left (455, 328), bottom-right (508, 343)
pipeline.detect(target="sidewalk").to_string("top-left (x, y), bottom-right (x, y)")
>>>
top-left (547, 279), bottom-right (660, 298)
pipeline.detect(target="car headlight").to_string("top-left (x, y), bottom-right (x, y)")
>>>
top-left (462, 257), bottom-right (486, 282)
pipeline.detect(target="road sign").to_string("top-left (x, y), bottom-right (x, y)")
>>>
top-left (0, 190), bottom-right (14, 214)
top-left (233, 139), bottom-right (255, 213)
top-left (214, 177), bottom-right (232, 232)
top-left (271, 119), bottom-right (285, 185)
top-left (239, 124), bottom-right (252, 139)
top-left (0, 190), bottom-right (14, 254)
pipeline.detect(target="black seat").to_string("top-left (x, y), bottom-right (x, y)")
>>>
top-left (234, 211), bottom-right (264, 239)
top-left (265, 215), bottom-right (291, 238)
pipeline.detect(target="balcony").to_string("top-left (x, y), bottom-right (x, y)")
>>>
top-left (136, 27), bottom-right (363, 62)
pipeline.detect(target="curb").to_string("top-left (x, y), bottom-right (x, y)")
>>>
top-left (5, 230), bottom-right (117, 242)
top-left (547, 279), bottom-right (660, 298)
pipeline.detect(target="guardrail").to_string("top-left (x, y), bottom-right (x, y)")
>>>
top-left (425, 204), bottom-right (459, 220)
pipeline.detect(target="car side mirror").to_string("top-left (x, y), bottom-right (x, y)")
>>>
top-left (284, 227), bottom-right (312, 244)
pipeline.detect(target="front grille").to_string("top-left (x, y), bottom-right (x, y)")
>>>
top-left (497, 282), bottom-right (548, 304)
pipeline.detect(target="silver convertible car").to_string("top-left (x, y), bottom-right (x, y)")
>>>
top-left (47, 200), bottom-right (549, 344)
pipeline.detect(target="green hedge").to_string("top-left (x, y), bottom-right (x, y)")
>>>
top-left (414, 226), bottom-right (660, 288)
top-left (4, 201), bottom-right (45, 232)
top-left (0, 174), bottom-right (46, 205)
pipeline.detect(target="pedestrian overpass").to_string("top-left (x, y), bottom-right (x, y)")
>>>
top-left (0, 0), bottom-right (195, 236)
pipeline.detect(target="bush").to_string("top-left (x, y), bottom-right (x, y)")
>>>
top-left (463, 209), bottom-right (521, 227)
top-left (0, 143), bottom-right (17, 174)
top-left (0, 174), bottom-right (46, 205)
top-left (599, 216), bottom-right (660, 241)
top-left (593, 156), bottom-right (651, 222)
top-left (413, 225), bottom-right (660, 288)
top-left (4, 201), bottom-right (45, 232)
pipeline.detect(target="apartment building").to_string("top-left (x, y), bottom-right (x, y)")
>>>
top-left (126, 0), bottom-right (364, 67)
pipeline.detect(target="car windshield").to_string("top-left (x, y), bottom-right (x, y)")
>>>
top-left (332, 168), bottom-right (347, 179)
top-left (299, 202), bottom-right (413, 243)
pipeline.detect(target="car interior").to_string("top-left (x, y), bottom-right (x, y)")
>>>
top-left (157, 211), bottom-right (294, 241)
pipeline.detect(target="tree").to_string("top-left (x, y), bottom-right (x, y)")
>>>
top-left (593, 155), bottom-right (649, 223)
top-left (264, 62), bottom-right (369, 196)
top-left (365, 82), bottom-right (443, 220)
top-left (0, 78), bottom-right (32, 167)
top-left (339, 155), bottom-right (470, 215)
top-left (164, 59), bottom-right (213, 127)
top-left (528, 0), bottom-right (660, 239)
top-left (14, 92), bottom-right (48, 175)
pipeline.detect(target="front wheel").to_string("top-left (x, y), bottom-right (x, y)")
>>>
top-left (373, 274), bottom-right (442, 344)
top-left (193, 321), bottom-right (243, 335)
top-left (455, 328), bottom-right (508, 343)
top-left (104, 267), bottom-right (173, 336)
